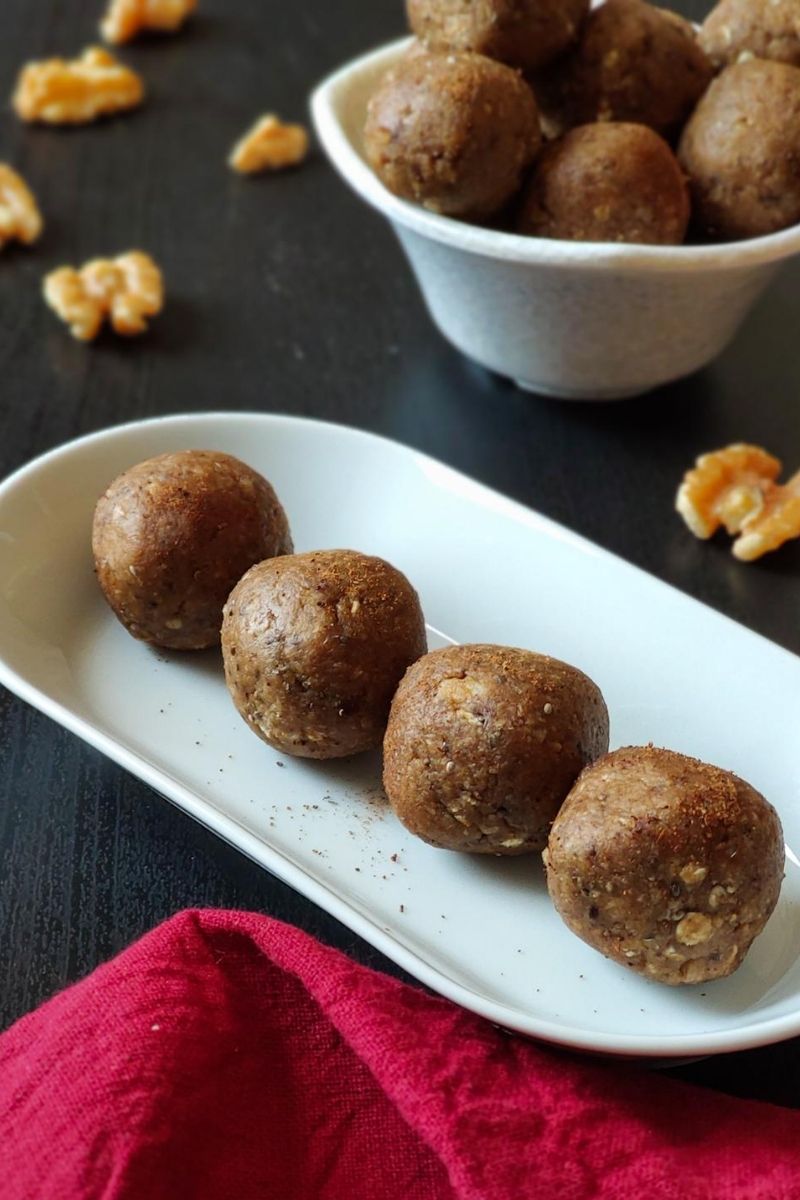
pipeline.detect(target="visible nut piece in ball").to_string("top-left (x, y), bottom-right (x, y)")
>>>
top-left (93, 450), bottom-right (292, 650)
top-left (678, 58), bottom-right (800, 241)
top-left (544, 746), bottom-right (785, 985)
top-left (364, 51), bottom-right (541, 219)
top-left (406, 0), bottom-right (590, 72)
top-left (536, 0), bottom-right (713, 141)
top-left (699, 0), bottom-right (800, 70)
top-left (517, 123), bottom-right (689, 245)
top-left (221, 550), bottom-right (427, 759)
top-left (383, 644), bottom-right (609, 855)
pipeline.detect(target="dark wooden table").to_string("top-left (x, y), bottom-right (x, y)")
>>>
top-left (1, 0), bottom-right (799, 1108)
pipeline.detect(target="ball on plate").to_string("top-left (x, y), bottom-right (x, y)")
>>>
top-left (678, 58), bottom-right (800, 240)
top-left (383, 644), bottom-right (609, 854)
top-left (406, 0), bottom-right (590, 72)
top-left (221, 549), bottom-right (427, 759)
top-left (363, 50), bottom-right (541, 219)
top-left (699, 0), bottom-right (800, 70)
top-left (544, 746), bottom-right (785, 985)
top-left (93, 450), bottom-right (292, 650)
top-left (517, 123), bottom-right (690, 245)
top-left (536, 0), bottom-right (713, 141)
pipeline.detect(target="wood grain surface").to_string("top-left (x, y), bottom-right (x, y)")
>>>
top-left (1, 0), bottom-right (799, 1105)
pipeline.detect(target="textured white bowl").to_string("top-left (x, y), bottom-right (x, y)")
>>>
top-left (312, 38), bottom-right (800, 400)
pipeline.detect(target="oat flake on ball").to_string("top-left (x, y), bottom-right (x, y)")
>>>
top-left (92, 450), bottom-right (292, 650)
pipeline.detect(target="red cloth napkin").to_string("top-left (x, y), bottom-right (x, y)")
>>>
top-left (1, 909), bottom-right (798, 1200)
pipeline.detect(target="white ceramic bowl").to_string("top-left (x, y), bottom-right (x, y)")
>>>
top-left (312, 37), bottom-right (800, 401)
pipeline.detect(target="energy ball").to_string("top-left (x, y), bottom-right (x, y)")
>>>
top-left (517, 123), bottom-right (690, 245)
top-left (221, 550), bottom-right (427, 759)
top-left (383, 644), bottom-right (609, 855)
top-left (678, 58), bottom-right (800, 240)
top-left (536, 0), bottom-right (713, 141)
top-left (364, 51), bottom-right (541, 219)
top-left (700, 0), bottom-right (800, 69)
top-left (406, 0), bottom-right (590, 72)
top-left (544, 746), bottom-right (784, 985)
top-left (93, 450), bottom-right (292, 651)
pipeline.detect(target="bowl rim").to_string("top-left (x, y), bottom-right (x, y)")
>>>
top-left (311, 35), bottom-right (800, 274)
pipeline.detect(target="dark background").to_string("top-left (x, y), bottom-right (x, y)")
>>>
top-left (1, 0), bottom-right (799, 1105)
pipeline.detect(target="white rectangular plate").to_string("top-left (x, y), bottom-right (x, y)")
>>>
top-left (1, 412), bottom-right (799, 1059)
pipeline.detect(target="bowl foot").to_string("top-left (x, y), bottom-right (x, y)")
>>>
top-left (513, 377), bottom-right (653, 402)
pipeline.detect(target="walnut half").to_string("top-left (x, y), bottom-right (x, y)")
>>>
top-left (677, 443), bottom-right (800, 562)
top-left (733, 471), bottom-right (800, 562)
top-left (0, 165), bottom-right (44, 249)
top-left (101, 0), bottom-right (197, 45)
top-left (43, 252), bottom-right (164, 341)
top-left (229, 114), bottom-right (309, 175)
top-left (13, 47), bottom-right (144, 125)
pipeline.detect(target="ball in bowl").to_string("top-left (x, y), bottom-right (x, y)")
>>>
top-left (383, 644), bottom-right (609, 854)
top-left (536, 0), bottom-right (713, 141)
top-left (93, 450), bottom-right (292, 650)
top-left (406, 0), bottom-right (590, 72)
top-left (517, 122), bottom-right (689, 245)
top-left (699, 0), bottom-right (800, 69)
top-left (544, 746), bottom-right (785, 985)
top-left (679, 58), bottom-right (800, 241)
top-left (222, 549), bottom-right (427, 759)
top-left (363, 50), bottom-right (541, 219)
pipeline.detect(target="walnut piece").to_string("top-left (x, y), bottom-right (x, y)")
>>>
top-left (101, 0), bottom-right (197, 45)
top-left (0, 165), bottom-right (43, 248)
top-left (676, 444), bottom-right (781, 538)
top-left (229, 115), bottom-right (309, 175)
top-left (677, 443), bottom-right (800, 561)
top-left (733, 470), bottom-right (800, 562)
top-left (43, 251), bottom-right (164, 341)
top-left (13, 47), bottom-right (144, 124)
top-left (678, 863), bottom-right (708, 887)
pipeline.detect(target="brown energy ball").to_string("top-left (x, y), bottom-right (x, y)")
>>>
top-left (406, 0), bottom-right (590, 72)
top-left (363, 51), bottom-right (541, 219)
top-left (700, 0), bottom-right (800, 69)
top-left (383, 644), bottom-right (609, 855)
top-left (93, 450), bottom-right (292, 651)
top-left (221, 550), bottom-right (427, 759)
top-left (544, 746), bottom-right (785, 986)
top-left (536, 0), bottom-right (713, 141)
top-left (678, 58), bottom-right (800, 240)
top-left (517, 122), bottom-right (689, 244)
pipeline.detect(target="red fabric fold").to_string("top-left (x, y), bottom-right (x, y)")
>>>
top-left (1, 909), bottom-right (798, 1200)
